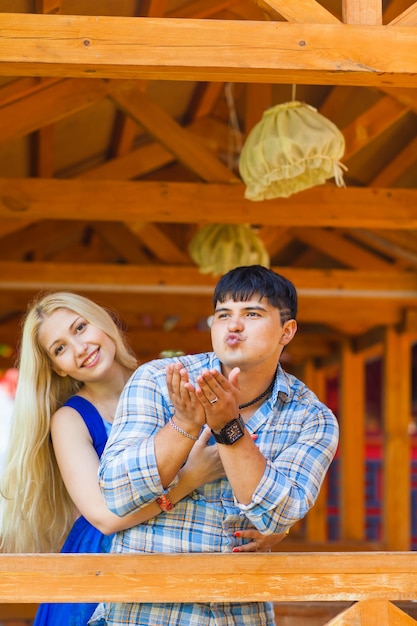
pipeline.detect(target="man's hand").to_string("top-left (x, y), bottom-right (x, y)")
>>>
top-left (195, 367), bottom-right (241, 432)
top-left (166, 362), bottom-right (206, 436)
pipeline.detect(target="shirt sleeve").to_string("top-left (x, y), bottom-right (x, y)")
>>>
top-left (236, 401), bottom-right (339, 534)
top-left (98, 362), bottom-right (177, 517)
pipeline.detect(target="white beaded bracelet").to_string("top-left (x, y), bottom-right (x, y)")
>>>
top-left (169, 418), bottom-right (199, 441)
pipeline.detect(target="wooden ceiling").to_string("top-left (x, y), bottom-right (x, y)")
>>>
top-left (0, 0), bottom-right (417, 370)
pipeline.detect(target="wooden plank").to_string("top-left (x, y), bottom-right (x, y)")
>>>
top-left (186, 83), bottom-right (225, 121)
top-left (327, 599), bottom-right (417, 625)
top-left (1, 553), bottom-right (417, 603)
top-left (297, 299), bottom-right (404, 335)
top-left (379, 87), bottom-right (417, 114)
top-left (126, 222), bottom-right (190, 264)
top-left (1, 15), bottom-right (417, 87)
top-left (0, 262), bottom-right (411, 335)
top-left (78, 116), bottom-right (230, 180)
top-left (35, 0), bottom-right (62, 13)
top-left (252, 0), bottom-right (340, 23)
top-left (389, 2), bottom-right (417, 26)
top-left (371, 136), bottom-right (417, 187)
top-left (403, 311), bottom-right (417, 334)
top-left (345, 230), bottom-right (417, 270)
top-left (0, 78), bottom-right (110, 143)
top-left (2, 180), bottom-right (417, 229)
top-left (110, 82), bottom-right (238, 183)
top-left (292, 228), bottom-right (393, 271)
top-left (339, 340), bottom-right (365, 541)
top-left (383, 328), bottom-right (412, 550)
top-left (342, 0), bottom-right (383, 25)
top-left (0, 262), bottom-right (415, 296)
top-left (343, 96), bottom-right (409, 162)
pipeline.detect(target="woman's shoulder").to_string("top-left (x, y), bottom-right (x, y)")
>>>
top-left (51, 396), bottom-right (101, 429)
top-left (51, 396), bottom-right (108, 454)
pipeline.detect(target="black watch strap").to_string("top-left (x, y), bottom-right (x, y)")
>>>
top-left (211, 414), bottom-right (245, 445)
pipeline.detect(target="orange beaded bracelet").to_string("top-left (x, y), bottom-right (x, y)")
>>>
top-left (156, 494), bottom-right (174, 511)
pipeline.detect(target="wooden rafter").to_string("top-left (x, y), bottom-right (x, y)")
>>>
top-left (1, 180), bottom-right (417, 229)
top-left (1, 15), bottom-right (417, 86)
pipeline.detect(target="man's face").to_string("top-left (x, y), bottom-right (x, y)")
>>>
top-left (210, 295), bottom-right (295, 373)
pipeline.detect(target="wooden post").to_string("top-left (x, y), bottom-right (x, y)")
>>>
top-left (303, 358), bottom-right (329, 542)
top-left (339, 339), bottom-right (365, 541)
top-left (383, 326), bottom-right (411, 550)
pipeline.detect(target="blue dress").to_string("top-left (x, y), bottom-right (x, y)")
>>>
top-left (33, 396), bottom-right (113, 626)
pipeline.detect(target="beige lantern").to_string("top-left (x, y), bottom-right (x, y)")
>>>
top-left (188, 224), bottom-right (270, 277)
top-left (239, 101), bottom-right (347, 201)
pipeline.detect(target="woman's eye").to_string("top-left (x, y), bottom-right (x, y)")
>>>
top-left (76, 322), bottom-right (87, 332)
top-left (54, 345), bottom-right (64, 356)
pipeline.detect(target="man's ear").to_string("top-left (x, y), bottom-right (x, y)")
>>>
top-left (279, 319), bottom-right (297, 346)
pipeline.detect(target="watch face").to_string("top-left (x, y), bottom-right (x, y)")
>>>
top-left (225, 420), bottom-right (244, 443)
top-left (212, 415), bottom-right (245, 445)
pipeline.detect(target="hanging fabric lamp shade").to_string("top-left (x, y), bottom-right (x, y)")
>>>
top-left (189, 224), bottom-right (270, 277)
top-left (239, 101), bottom-right (347, 201)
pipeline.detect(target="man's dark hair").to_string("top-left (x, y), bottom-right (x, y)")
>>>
top-left (213, 265), bottom-right (297, 322)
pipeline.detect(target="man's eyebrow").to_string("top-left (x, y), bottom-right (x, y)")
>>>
top-left (214, 304), bottom-right (267, 313)
top-left (242, 304), bottom-right (267, 312)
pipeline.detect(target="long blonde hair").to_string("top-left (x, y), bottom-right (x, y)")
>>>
top-left (0, 292), bottom-right (138, 553)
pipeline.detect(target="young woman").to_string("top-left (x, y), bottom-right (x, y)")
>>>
top-left (0, 292), bottom-right (227, 626)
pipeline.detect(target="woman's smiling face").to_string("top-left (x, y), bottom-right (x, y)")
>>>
top-left (38, 307), bottom-right (116, 381)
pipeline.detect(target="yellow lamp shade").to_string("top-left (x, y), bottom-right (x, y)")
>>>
top-left (239, 101), bottom-right (347, 200)
top-left (189, 224), bottom-right (270, 276)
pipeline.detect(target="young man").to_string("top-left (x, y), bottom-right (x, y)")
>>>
top-left (96, 265), bottom-right (339, 626)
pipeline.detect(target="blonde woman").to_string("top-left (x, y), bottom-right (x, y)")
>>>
top-left (0, 292), bottom-right (227, 626)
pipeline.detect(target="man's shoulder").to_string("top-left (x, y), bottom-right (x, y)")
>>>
top-left (280, 368), bottom-right (333, 410)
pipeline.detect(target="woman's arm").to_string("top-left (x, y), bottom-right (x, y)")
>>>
top-left (51, 408), bottom-right (223, 534)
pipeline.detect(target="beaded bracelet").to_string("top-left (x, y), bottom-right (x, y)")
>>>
top-left (169, 418), bottom-right (199, 441)
top-left (156, 494), bottom-right (174, 511)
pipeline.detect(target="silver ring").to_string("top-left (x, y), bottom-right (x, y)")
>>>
top-left (210, 397), bottom-right (219, 404)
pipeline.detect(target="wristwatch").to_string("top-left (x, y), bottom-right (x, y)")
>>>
top-left (211, 414), bottom-right (245, 445)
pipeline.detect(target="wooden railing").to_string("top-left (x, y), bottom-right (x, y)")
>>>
top-left (1, 552), bottom-right (417, 624)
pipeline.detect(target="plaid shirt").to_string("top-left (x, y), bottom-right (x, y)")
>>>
top-left (97, 353), bottom-right (339, 626)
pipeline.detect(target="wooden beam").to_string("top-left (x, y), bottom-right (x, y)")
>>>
top-left (1, 552), bottom-right (417, 603)
top-left (1, 15), bottom-right (417, 87)
top-left (251, 0), bottom-right (340, 23)
top-left (383, 327), bottom-right (412, 550)
top-left (342, 95), bottom-right (410, 162)
top-left (302, 361), bottom-right (330, 542)
top-left (0, 262), bottom-right (415, 297)
top-left (292, 227), bottom-right (393, 270)
top-left (388, 1), bottom-right (417, 26)
top-left (339, 339), bottom-right (365, 541)
top-left (1, 180), bottom-right (417, 229)
top-left (0, 78), bottom-right (111, 143)
top-left (110, 82), bottom-right (238, 183)
top-left (342, 0), bottom-right (382, 25)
